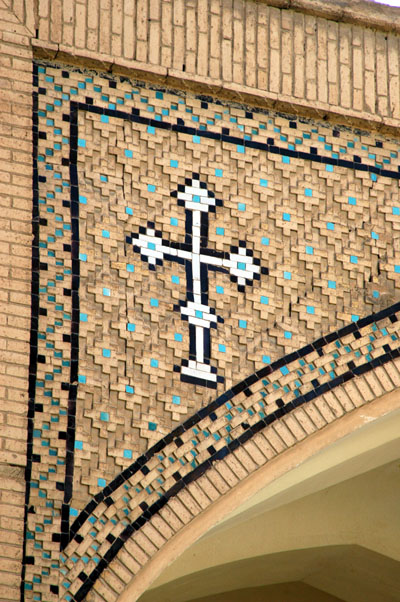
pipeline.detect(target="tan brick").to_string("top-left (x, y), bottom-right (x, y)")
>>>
top-left (161, 0), bottom-right (172, 48)
top-left (0, 543), bottom-right (22, 560)
top-left (173, 0), bottom-right (184, 27)
top-left (99, 5), bottom-right (111, 55)
top-left (148, 20), bottom-right (160, 65)
top-left (2, 30), bottom-right (30, 46)
top-left (222, 38), bottom-right (232, 81)
top-left (49, 0), bottom-right (62, 43)
top-left (0, 583), bottom-right (20, 600)
top-left (75, 2), bottom-right (87, 49)
top-left (2, 8), bottom-right (400, 602)
top-left (293, 12), bottom-right (305, 99)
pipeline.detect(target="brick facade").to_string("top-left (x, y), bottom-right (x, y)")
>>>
top-left (33, 0), bottom-right (400, 132)
top-left (0, 2), bottom-right (35, 600)
top-left (1, 1), bottom-right (400, 601)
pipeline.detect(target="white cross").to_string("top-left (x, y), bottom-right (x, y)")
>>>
top-left (126, 175), bottom-right (266, 387)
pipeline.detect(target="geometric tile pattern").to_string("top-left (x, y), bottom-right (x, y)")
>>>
top-left (61, 301), bottom-right (400, 601)
top-left (26, 60), bottom-right (400, 600)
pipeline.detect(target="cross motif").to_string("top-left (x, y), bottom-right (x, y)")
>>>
top-left (126, 174), bottom-right (268, 388)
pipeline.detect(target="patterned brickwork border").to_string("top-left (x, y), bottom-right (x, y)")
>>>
top-left (22, 58), bottom-right (400, 601)
top-left (57, 301), bottom-right (400, 601)
top-left (1, 1), bottom-right (400, 600)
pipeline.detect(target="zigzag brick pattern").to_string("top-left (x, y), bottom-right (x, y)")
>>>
top-left (24, 60), bottom-right (400, 600)
top-left (61, 301), bottom-right (400, 601)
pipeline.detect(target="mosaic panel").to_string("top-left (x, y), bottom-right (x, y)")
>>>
top-left (25, 60), bottom-right (400, 600)
top-left (62, 300), bottom-right (400, 602)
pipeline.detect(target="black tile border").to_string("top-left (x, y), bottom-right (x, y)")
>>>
top-left (68, 298), bottom-right (400, 549)
top-left (28, 62), bottom-right (400, 600)
top-left (65, 94), bottom-right (400, 549)
top-left (60, 103), bottom-right (81, 550)
top-left (71, 300), bottom-right (400, 601)
top-left (71, 102), bottom-right (400, 181)
top-left (63, 96), bottom-right (400, 545)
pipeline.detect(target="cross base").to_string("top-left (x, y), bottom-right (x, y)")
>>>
top-left (175, 360), bottom-right (224, 388)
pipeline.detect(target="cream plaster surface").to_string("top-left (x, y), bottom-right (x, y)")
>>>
top-left (140, 546), bottom-right (400, 602)
top-left (140, 461), bottom-right (400, 601)
top-left (169, 581), bottom-right (346, 602)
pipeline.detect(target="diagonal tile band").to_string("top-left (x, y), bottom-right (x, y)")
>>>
top-left (60, 301), bottom-right (400, 601)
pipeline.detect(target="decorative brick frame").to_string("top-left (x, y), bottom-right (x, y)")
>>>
top-left (1, 1), bottom-right (400, 601)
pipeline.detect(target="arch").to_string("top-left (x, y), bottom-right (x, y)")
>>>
top-left (139, 546), bottom-right (400, 602)
top-left (57, 302), bottom-right (400, 601)
top-left (118, 396), bottom-right (400, 602)
top-left (139, 414), bottom-right (400, 601)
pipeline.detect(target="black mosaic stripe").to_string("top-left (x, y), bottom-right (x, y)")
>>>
top-left (71, 102), bottom-right (400, 181)
top-left (67, 299), bottom-right (400, 548)
top-left (46, 91), bottom-right (400, 550)
top-left (21, 63), bottom-right (40, 602)
top-left (71, 302), bottom-right (400, 601)
top-left (60, 104), bottom-right (81, 550)
top-left (63, 98), bottom-right (400, 546)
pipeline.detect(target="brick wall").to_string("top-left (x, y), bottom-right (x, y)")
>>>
top-left (33, 0), bottom-right (400, 131)
top-left (2, 0), bottom-right (400, 600)
top-left (0, 1), bottom-right (36, 600)
top-left (27, 58), bottom-right (400, 602)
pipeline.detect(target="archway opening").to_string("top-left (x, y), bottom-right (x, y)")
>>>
top-left (136, 409), bottom-right (400, 602)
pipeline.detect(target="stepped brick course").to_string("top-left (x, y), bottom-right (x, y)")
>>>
top-left (1, 1), bottom-right (400, 600)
